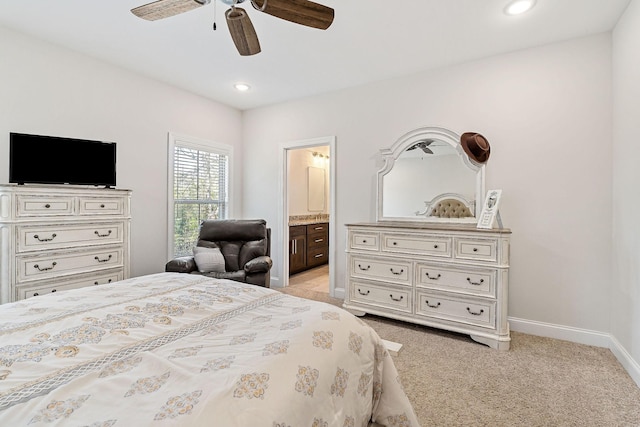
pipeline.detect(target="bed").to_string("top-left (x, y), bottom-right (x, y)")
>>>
top-left (0, 272), bottom-right (419, 426)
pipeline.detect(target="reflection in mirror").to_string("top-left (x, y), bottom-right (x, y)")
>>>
top-left (307, 166), bottom-right (325, 211)
top-left (377, 127), bottom-right (485, 223)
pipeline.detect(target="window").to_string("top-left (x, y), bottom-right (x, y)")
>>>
top-left (168, 133), bottom-right (231, 258)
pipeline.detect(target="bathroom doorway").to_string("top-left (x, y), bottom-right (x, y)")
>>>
top-left (279, 136), bottom-right (336, 297)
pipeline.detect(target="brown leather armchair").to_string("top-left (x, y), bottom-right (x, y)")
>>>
top-left (165, 219), bottom-right (272, 287)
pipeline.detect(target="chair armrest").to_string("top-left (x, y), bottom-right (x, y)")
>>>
top-left (244, 256), bottom-right (273, 274)
top-left (165, 256), bottom-right (197, 273)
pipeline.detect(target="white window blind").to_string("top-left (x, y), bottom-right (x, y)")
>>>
top-left (172, 143), bottom-right (229, 257)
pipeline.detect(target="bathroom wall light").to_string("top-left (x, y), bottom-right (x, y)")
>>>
top-left (504, 0), bottom-right (536, 15)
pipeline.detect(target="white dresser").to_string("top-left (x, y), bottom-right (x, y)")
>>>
top-left (344, 222), bottom-right (511, 350)
top-left (0, 184), bottom-right (131, 303)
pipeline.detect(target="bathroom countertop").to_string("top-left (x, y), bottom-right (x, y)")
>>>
top-left (288, 219), bottom-right (329, 226)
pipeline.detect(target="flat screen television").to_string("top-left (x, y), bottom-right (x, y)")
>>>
top-left (9, 133), bottom-right (117, 187)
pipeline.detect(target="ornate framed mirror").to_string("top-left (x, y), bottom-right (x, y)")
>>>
top-left (376, 126), bottom-right (485, 223)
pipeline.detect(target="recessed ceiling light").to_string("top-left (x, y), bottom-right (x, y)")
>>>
top-left (504, 0), bottom-right (536, 16)
top-left (234, 82), bottom-right (251, 92)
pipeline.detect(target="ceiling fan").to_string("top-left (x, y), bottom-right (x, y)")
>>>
top-left (131, 0), bottom-right (335, 56)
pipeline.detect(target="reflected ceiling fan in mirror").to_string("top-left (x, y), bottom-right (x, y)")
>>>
top-left (407, 139), bottom-right (437, 155)
top-left (131, 0), bottom-right (335, 56)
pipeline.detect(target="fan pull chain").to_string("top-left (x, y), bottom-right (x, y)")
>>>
top-left (213, 0), bottom-right (217, 30)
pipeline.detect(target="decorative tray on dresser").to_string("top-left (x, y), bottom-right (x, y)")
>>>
top-left (0, 184), bottom-right (131, 304)
top-left (344, 221), bottom-right (511, 350)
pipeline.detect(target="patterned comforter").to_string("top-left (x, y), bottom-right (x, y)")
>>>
top-left (0, 273), bottom-right (419, 426)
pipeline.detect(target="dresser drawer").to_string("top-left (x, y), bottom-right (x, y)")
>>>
top-left (17, 270), bottom-right (123, 300)
top-left (350, 255), bottom-right (411, 285)
top-left (17, 222), bottom-right (124, 252)
top-left (382, 233), bottom-right (452, 258)
top-left (79, 197), bottom-right (125, 215)
top-left (416, 263), bottom-right (496, 297)
top-left (455, 237), bottom-right (498, 262)
top-left (17, 247), bottom-right (124, 282)
top-left (349, 231), bottom-right (380, 251)
top-left (350, 280), bottom-right (412, 313)
top-left (416, 291), bottom-right (496, 329)
top-left (16, 195), bottom-right (74, 217)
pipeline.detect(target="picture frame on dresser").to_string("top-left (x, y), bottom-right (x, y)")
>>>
top-left (477, 189), bottom-right (503, 229)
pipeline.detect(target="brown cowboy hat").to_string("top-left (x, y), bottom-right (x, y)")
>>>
top-left (460, 132), bottom-right (490, 164)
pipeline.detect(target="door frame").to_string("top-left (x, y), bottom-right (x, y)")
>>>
top-left (278, 136), bottom-right (337, 297)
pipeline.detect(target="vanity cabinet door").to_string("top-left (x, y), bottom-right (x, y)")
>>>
top-left (289, 226), bottom-right (307, 274)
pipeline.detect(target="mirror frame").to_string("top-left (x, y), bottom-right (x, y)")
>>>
top-left (376, 126), bottom-right (485, 223)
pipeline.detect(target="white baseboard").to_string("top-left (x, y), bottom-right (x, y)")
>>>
top-left (509, 316), bottom-right (640, 387)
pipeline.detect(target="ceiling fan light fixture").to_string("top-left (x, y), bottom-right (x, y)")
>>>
top-left (504, 0), bottom-right (536, 16)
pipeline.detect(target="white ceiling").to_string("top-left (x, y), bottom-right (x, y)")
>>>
top-left (0, 0), bottom-right (631, 110)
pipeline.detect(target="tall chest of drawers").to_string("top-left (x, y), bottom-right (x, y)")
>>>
top-left (0, 184), bottom-right (131, 304)
top-left (344, 222), bottom-right (511, 350)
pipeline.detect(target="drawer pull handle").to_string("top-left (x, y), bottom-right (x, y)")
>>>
top-left (95, 255), bottom-right (113, 263)
top-left (314, 254), bottom-right (324, 258)
top-left (51, 289), bottom-right (56, 293)
top-left (358, 289), bottom-right (370, 296)
top-left (100, 204), bottom-right (106, 208)
top-left (44, 204), bottom-right (51, 209)
top-left (33, 292), bottom-right (39, 297)
top-left (358, 264), bottom-right (370, 271)
top-left (314, 238), bottom-right (323, 243)
top-left (390, 268), bottom-right (404, 275)
top-left (392, 241), bottom-right (397, 245)
top-left (467, 307), bottom-right (485, 316)
top-left (33, 233), bottom-right (57, 242)
top-left (314, 226), bottom-right (323, 230)
top-left (389, 294), bottom-right (404, 302)
top-left (467, 278), bottom-right (485, 286)
top-left (426, 300), bottom-right (441, 308)
top-left (34, 262), bottom-right (57, 272)
top-left (362, 239), bottom-right (367, 243)
top-left (433, 244), bottom-right (439, 249)
top-left (425, 272), bottom-right (441, 280)
top-left (473, 247), bottom-right (478, 252)
top-left (95, 230), bottom-right (113, 238)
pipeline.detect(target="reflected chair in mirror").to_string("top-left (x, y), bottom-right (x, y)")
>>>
top-left (165, 219), bottom-right (272, 287)
top-left (416, 193), bottom-right (475, 219)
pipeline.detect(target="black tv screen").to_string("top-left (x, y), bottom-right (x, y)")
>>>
top-left (9, 133), bottom-right (117, 187)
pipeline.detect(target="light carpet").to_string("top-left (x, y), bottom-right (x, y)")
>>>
top-left (278, 287), bottom-right (640, 427)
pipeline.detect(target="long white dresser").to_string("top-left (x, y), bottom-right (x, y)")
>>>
top-left (344, 222), bottom-right (511, 350)
top-left (0, 184), bottom-right (131, 304)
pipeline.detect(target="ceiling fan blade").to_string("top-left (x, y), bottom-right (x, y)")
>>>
top-left (226, 7), bottom-right (261, 56)
top-left (251, 0), bottom-right (334, 30)
top-left (131, 0), bottom-right (210, 21)
top-left (421, 147), bottom-right (434, 155)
